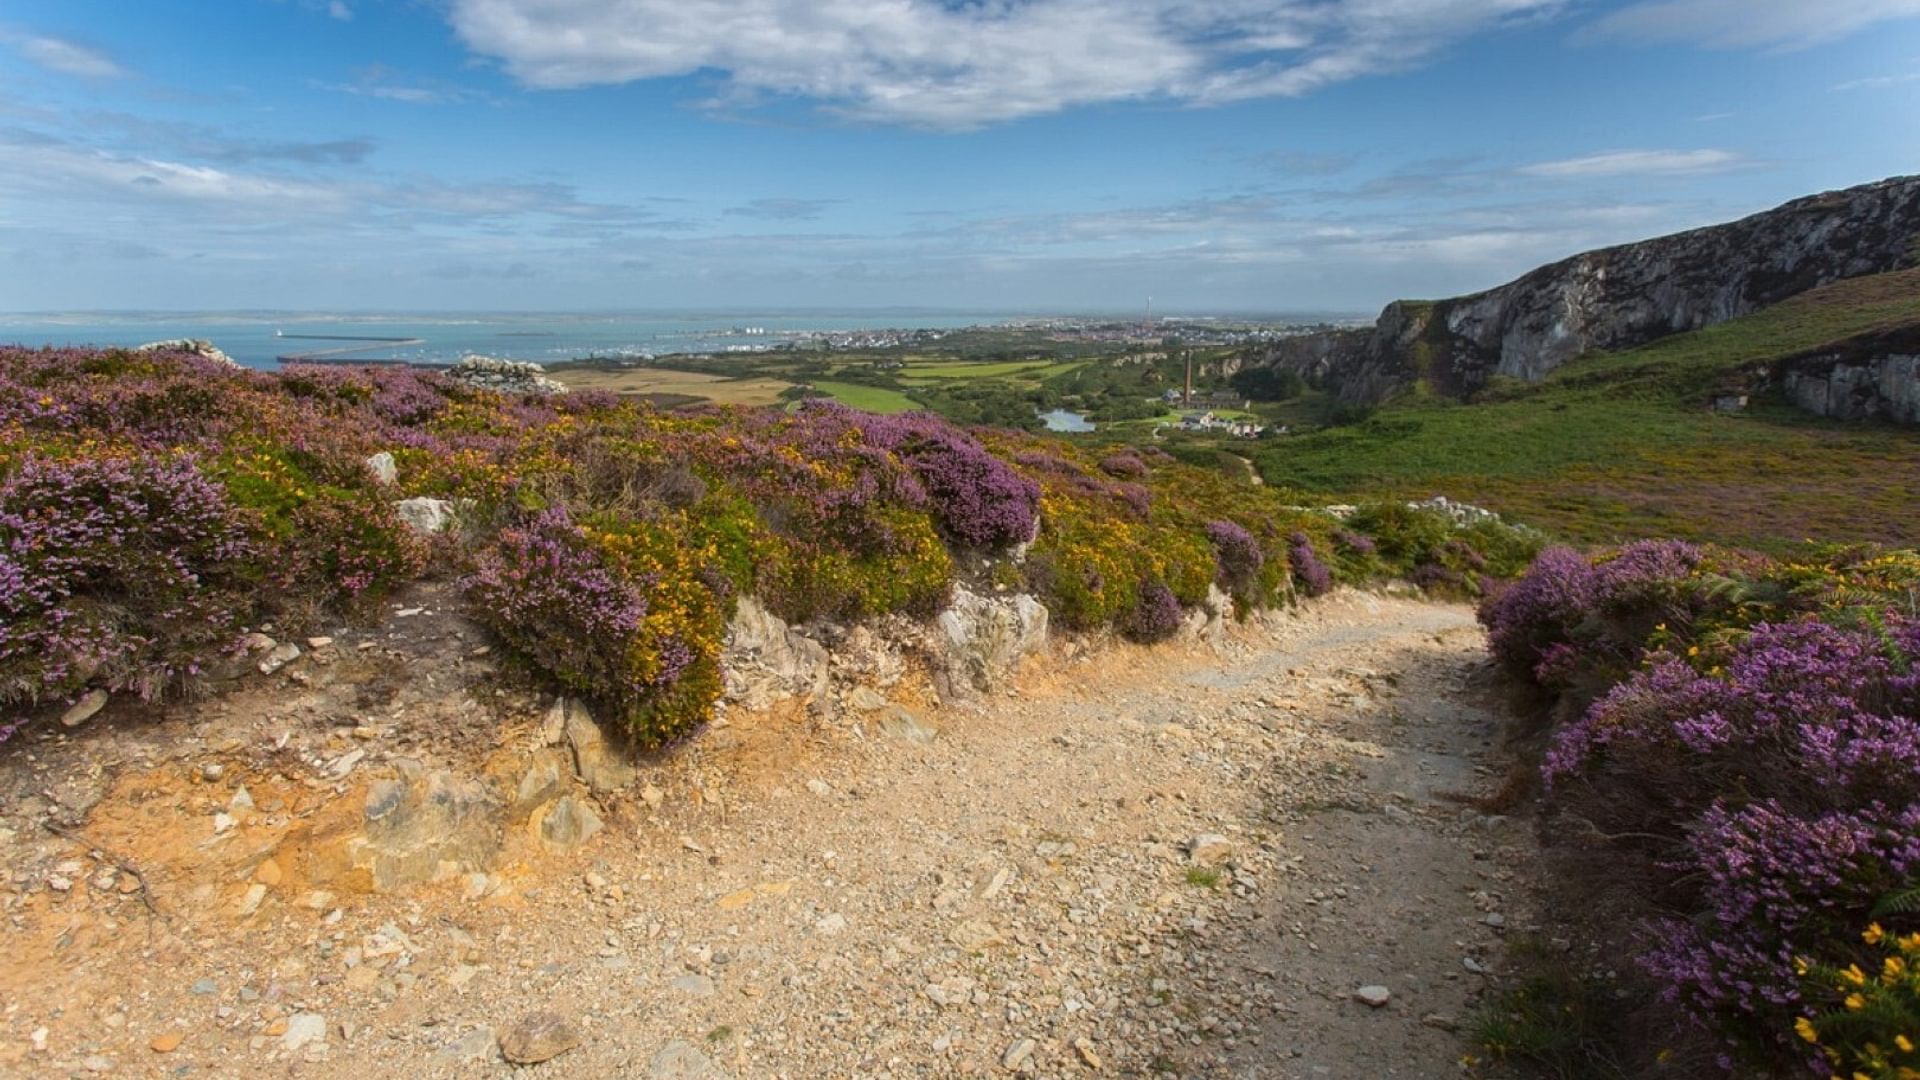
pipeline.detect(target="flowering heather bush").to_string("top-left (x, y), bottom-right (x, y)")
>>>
top-left (1127, 577), bottom-right (1183, 643)
top-left (1097, 451), bottom-right (1148, 480)
top-left (832, 407), bottom-right (1039, 550)
top-left (0, 454), bottom-right (256, 711)
top-left (1111, 482), bottom-right (1152, 519)
top-left (1333, 529), bottom-right (1377, 557)
top-left (1546, 617), bottom-right (1920, 804)
top-left (1288, 532), bottom-right (1333, 599)
top-left (1205, 519), bottom-right (1264, 596)
top-left (1481, 539), bottom-right (1720, 690)
top-left (1639, 799), bottom-right (1920, 1058)
top-left (1480, 546), bottom-right (1600, 685)
top-left (464, 508), bottom-right (724, 745)
top-left (1498, 538), bottom-right (1920, 1073)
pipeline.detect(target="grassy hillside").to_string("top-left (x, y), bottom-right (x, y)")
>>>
top-left (1257, 269), bottom-right (1920, 551)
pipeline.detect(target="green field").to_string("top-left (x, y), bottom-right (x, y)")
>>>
top-left (810, 380), bottom-right (922, 413)
top-left (1256, 270), bottom-right (1920, 551)
top-left (902, 359), bottom-right (1077, 380)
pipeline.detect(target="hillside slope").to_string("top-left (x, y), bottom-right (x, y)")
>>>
top-left (1250, 174), bottom-right (1920, 405)
top-left (1256, 270), bottom-right (1920, 550)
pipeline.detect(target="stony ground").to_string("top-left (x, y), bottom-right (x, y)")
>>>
top-left (0, 591), bottom-right (1536, 1079)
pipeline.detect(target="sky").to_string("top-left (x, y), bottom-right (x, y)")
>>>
top-left (0, 0), bottom-right (1916, 315)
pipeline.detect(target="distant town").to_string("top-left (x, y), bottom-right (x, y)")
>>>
top-left (669, 315), bottom-right (1367, 357)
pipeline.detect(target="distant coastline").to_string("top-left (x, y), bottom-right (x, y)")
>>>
top-left (0, 310), bottom-right (1368, 370)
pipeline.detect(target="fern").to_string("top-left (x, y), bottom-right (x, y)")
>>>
top-left (1872, 884), bottom-right (1920, 918)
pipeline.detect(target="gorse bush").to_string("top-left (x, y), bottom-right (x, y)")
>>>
top-left (1795, 916), bottom-right (1920, 1080)
top-left (1488, 542), bottom-right (1920, 1074)
top-left (465, 508), bottom-right (725, 746)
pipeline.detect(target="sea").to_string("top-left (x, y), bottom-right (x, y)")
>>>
top-left (0, 311), bottom-right (1040, 371)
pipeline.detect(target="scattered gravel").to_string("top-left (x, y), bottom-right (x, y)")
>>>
top-left (0, 590), bottom-right (1536, 1078)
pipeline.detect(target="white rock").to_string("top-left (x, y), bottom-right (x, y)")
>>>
top-left (1354, 985), bottom-right (1392, 1008)
top-left (281, 1013), bottom-right (327, 1051)
top-left (364, 452), bottom-right (398, 486)
top-left (395, 497), bottom-right (459, 536)
top-left (258, 643), bottom-right (301, 675)
top-left (60, 689), bottom-right (109, 728)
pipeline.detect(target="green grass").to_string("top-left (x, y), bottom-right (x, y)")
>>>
top-left (810, 380), bottom-right (922, 414)
top-left (1257, 270), bottom-right (1920, 551)
top-left (903, 359), bottom-right (1071, 380)
top-left (1185, 867), bottom-right (1222, 888)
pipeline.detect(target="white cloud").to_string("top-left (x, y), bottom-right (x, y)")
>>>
top-left (313, 64), bottom-right (494, 106)
top-left (328, 1), bottom-right (354, 20)
top-left (5, 32), bottom-right (125, 79)
top-left (1834, 68), bottom-right (1920, 91)
top-left (1517, 148), bottom-right (1744, 178)
top-left (444, 0), bottom-right (1568, 127)
top-left (1584, 0), bottom-right (1920, 48)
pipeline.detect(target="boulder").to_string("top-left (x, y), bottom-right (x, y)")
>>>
top-left (1180, 584), bottom-right (1234, 643)
top-left (395, 497), bottom-right (459, 535)
top-left (510, 749), bottom-right (569, 817)
top-left (560, 698), bottom-right (636, 793)
top-left (499, 1012), bottom-right (581, 1065)
top-left (364, 452), bottom-right (398, 486)
top-left (60, 689), bottom-right (109, 728)
top-left (933, 586), bottom-right (1048, 699)
top-left (533, 795), bottom-right (603, 852)
top-left (722, 597), bottom-right (830, 710)
top-left (350, 762), bottom-right (503, 891)
top-left (875, 705), bottom-right (938, 745)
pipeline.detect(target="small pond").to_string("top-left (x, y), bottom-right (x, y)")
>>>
top-left (1038, 408), bottom-right (1096, 432)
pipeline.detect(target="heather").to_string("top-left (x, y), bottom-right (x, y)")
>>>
top-left (0, 345), bottom-right (1539, 747)
top-left (1484, 541), bottom-right (1920, 1074)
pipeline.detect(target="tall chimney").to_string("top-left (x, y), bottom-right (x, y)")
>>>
top-left (1183, 352), bottom-right (1193, 405)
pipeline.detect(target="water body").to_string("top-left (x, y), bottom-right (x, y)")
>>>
top-left (1039, 408), bottom-right (1096, 432)
top-left (0, 311), bottom-right (1028, 371)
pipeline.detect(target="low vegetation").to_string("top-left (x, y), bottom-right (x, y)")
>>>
top-left (1257, 270), bottom-right (1920, 551)
top-left (1478, 541), bottom-right (1920, 1076)
top-left (0, 345), bottom-right (1539, 748)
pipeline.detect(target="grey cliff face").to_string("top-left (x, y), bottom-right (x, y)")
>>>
top-left (1436, 175), bottom-right (1920, 388)
top-left (1250, 175), bottom-right (1920, 406)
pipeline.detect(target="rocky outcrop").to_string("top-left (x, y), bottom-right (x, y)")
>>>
top-left (1249, 175), bottom-right (1920, 403)
top-left (134, 338), bottom-right (241, 369)
top-left (447, 355), bottom-right (569, 396)
top-left (1780, 326), bottom-right (1920, 424)
top-left (722, 597), bottom-right (831, 711)
top-left (932, 586), bottom-right (1049, 699)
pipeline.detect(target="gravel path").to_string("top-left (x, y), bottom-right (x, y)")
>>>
top-left (0, 591), bottom-right (1534, 1079)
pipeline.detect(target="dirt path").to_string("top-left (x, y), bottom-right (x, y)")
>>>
top-left (0, 592), bottom-right (1534, 1079)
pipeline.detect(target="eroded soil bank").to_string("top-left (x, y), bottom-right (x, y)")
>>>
top-left (0, 592), bottom-right (1534, 1079)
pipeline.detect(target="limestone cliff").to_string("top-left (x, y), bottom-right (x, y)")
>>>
top-left (1255, 175), bottom-right (1920, 403)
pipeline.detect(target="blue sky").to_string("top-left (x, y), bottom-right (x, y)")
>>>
top-left (1, 0), bottom-right (1916, 314)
